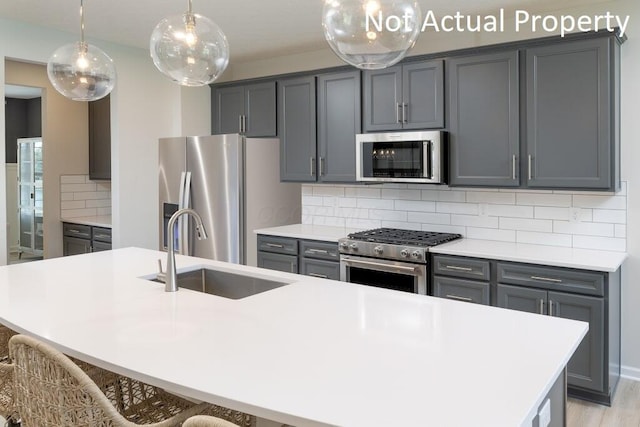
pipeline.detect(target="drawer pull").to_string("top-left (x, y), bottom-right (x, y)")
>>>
top-left (549, 300), bottom-right (554, 316)
top-left (266, 243), bottom-right (285, 249)
top-left (308, 273), bottom-right (328, 279)
top-left (94, 234), bottom-right (110, 239)
top-left (446, 294), bottom-right (474, 303)
top-left (445, 265), bottom-right (473, 272)
top-left (539, 299), bottom-right (545, 315)
top-left (531, 275), bottom-right (562, 283)
top-left (306, 249), bottom-right (332, 255)
top-left (68, 229), bottom-right (81, 234)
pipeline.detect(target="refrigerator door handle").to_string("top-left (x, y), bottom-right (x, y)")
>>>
top-left (181, 172), bottom-right (192, 255)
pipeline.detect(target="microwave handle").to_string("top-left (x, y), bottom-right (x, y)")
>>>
top-left (425, 140), bottom-right (433, 180)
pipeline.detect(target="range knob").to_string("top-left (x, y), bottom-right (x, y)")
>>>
top-left (374, 246), bottom-right (384, 255)
top-left (411, 250), bottom-right (422, 260)
top-left (339, 241), bottom-right (348, 250)
top-left (349, 243), bottom-right (358, 251)
top-left (400, 249), bottom-right (409, 258)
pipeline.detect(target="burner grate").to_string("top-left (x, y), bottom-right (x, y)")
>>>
top-left (347, 228), bottom-right (462, 247)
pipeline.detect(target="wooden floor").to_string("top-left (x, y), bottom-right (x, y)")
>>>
top-left (568, 379), bottom-right (640, 426)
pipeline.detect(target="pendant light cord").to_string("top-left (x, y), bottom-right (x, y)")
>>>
top-left (187, 0), bottom-right (193, 15)
top-left (80, 0), bottom-right (85, 43)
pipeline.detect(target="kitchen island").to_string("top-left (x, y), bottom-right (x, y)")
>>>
top-left (0, 248), bottom-right (586, 426)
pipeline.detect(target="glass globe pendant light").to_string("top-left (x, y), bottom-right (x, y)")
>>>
top-left (322, 0), bottom-right (422, 70)
top-left (150, 0), bottom-right (229, 86)
top-left (46, 0), bottom-right (116, 101)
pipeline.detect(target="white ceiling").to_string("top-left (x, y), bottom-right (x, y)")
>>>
top-left (0, 0), bottom-right (614, 63)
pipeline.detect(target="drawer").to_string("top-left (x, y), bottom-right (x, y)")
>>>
top-left (63, 222), bottom-right (91, 239)
top-left (497, 262), bottom-right (605, 297)
top-left (433, 276), bottom-right (490, 305)
top-left (433, 255), bottom-right (490, 281)
top-left (300, 240), bottom-right (339, 261)
top-left (300, 258), bottom-right (340, 281)
top-left (257, 251), bottom-right (298, 274)
top-left (92, 227), bottom-right (112, 243)
top-left (92, 241), bottom-right (112, 252)
top-left (257, 235), bottom-right (298, 256)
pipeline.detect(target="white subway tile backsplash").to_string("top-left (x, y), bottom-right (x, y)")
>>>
top-left (517, 231), bottom-right (572, 247)
top-left (466, 191), bottom-right (515, 205)
top-left (61, 201), bottom-right (86, 210)
top-left (466, 228), bottom-right (516, 242)
top-left (62, 208), bottom-right (98, 218)
top-left (86, 199), bottom-right (112, 209)
top-left (61, 175), bottom-right (111, 218)
top-left (500, 217), bottom-right (553, 233)
top-left (96, 207), bottom-right (112, 216)
top-left (395, 200), bottom-right (436, 212)
top-left (553, 221), bottom-right (614, 237)
top-left (516, 193), bottom-right (572, 207)
top-left (60, 175), bottom-right (87, 184)
top-left (301, 182), bottom-right (627, 254)
top-left (573, 236), bottom-right (626, 252)
top-left (593, 209), bottom-right (627, 224)
top-left (61, 183), bottom-right (97, 193)
top-left (74, 191), bottom-right (111, 201)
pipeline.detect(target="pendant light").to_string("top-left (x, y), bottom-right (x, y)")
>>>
top-left (46, 0), bottom-right (116, 101)
top-left (150, 0), bottom-right (229, 86)
top-left (322, 0), bottom-right (422, 70)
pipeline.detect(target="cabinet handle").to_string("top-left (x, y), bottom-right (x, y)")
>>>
top-left (310, 157), bottom-right (315, 176)
top-left (528, 155), bottom-right (533, 180)
top-left (94, 234), bottom-right (110, 239)
top-left (242, 115), bottom-right (247, 134)
top-left (512, 155), bottom-right (517, 180)
top-left (266, 243), bottom-right (284, 249)
top-left (549, 300), bottom-right (555, 316)
top-left (396, 103), bottom-right (402, 123)
top-left (540, 299), bottom-right (545, 315)
top-left (445, 265), bottom-right (473, 272)
top-left (68, 229), bottom-right (81, 234)
top-left (239, 115), bottom-right (243, 133)
top-left (309, 273), bottom-right (328, 279)
top-left (402, 103), bottom-right (408, 123)
top-left (319, 157), bottom-right (325, 177)
top-left (307, 249), bottom-right (329, 255)
top-left (531, 275), bottom-right (562, 283)
top-left (446, 294), bottom-right (474, 303)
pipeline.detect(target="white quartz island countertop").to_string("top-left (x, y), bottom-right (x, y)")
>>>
top-left (0, 248), bottom-right (587, 427)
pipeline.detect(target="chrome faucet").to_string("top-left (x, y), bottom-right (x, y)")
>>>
top-left (164, 208), bottom-right (208, 292)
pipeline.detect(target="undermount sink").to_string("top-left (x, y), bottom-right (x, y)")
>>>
top-left (149, 267), bottom-right (292, 299)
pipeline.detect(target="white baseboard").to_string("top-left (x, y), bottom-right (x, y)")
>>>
top-left (621, 365), bottom-right (640, 382)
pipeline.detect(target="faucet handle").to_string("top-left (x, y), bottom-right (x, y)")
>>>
top-left (156, 259), bottom-right (166, 283)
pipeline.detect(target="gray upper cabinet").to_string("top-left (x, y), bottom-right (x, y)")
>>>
top-left (363, 60), bottom-right (444, 132)
top-left (448, 51), bottom-right (520, 187)
top-left (278, 75), bottom-right (317, 182)
top-left (212, 81), bottom-right (276, 137)
top-left (88, 94), bottom-right (111, 180)
top-left (525, 37), bottom-right (618, 190)
top-left (317, 70), bottom-right (361, 182)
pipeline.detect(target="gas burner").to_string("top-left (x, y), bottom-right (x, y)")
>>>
top-left (347, 228), bottom-right (462, 247)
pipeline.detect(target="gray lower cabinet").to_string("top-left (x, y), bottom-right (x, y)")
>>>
top-left (63, 222), bottom-right (112, 256)
top-left (432, 255), bottom-right (491, 305)
top-left (363, 59), bottom-right (444, 132)
top-left (257, 235), bottom-right (339, 280)
top-left (212, 81), bottom-right (277, 137)
top-left (278, 76), bottom-right (317, 182)
top-left (526, 37), bottom-right (619, 190)
top-left (496, 262), bottom-right (618, 404)
top-left (447, 51), bottom-right (520, 187)
top-left (317, 70), bottom-right (361, 182)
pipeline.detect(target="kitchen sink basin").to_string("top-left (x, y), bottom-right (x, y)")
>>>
top-left (149, 267), bottom-right (292, 299)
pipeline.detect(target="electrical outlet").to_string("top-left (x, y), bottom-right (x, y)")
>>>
top-left (538, 398), bottom-right (551, 427)
top-left (569, 207), bottom-right (581, 223)
top-left (479, 203), bottom-right (488, 217)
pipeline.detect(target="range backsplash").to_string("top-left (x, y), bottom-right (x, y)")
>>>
top-left (302, 183), bottom-right (627, 252)
top-left (60, 175), bottom-right (111, 218)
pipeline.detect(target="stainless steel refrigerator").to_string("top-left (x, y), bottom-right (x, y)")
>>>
top-left (159, 134), bottom-right (300, 266)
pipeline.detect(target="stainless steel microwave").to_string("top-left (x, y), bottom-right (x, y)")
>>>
top-left (356, 131), bottom-right (446, 184)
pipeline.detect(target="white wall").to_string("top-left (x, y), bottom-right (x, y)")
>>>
top-left (228, 0), bottom-right (640, 377)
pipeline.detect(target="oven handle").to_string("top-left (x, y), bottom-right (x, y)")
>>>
top-left (341, 258), bottom-right (420, 275)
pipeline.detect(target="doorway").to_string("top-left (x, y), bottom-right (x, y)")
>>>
top-left (5, 84), bottom-right (43, 264)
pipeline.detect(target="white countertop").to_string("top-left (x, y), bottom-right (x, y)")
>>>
top-left (431, 239), bottom-right (626, 272)
top-left (0, 248), bottom-right (586, 427)
top-left (61, 215), bottom-right (112, 228)
top-left (254, 224), bottom-right (362, 243)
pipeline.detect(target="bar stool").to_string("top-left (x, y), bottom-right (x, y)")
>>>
top-left (183, 415), bottom-right (242, 427)
top-left (0, 324), bottom-right (17, 419)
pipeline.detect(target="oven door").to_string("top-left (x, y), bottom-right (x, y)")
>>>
top-left (340, 255), bottom-right (427, 295)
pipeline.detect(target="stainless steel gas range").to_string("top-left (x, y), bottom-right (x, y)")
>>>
top-left (339, 228), bottom-right (462, 295)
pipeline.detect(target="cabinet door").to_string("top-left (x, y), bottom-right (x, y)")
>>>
top-left (63, 236), bottom-right (91, 256)
top-left (212, 85), bottom-right (244, 134)
top-left (549, 291), bottom-right (605, 392)
top-left (88, 94), bottom-right (111, 180)
top-left (258, 252), bottom-right (298, 274)
top-left (497, 283), bottom-right (547, 315)
top-left (244, 82), bottom-right (276, 137)
top-left (92, 241), bottom-right (112, 252)
top-left (526, 38), bottom-right (612, 189)
top-left (278, 76), bottom-right (317, 182)
top-left (402, 60), bottom-right (444, 129)
top-left (448, 51), bottom-right (519, 187)
top-left (363, 66), bottom-right (403, 132)
top-left (317, 70), bottom-right (361, 183)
